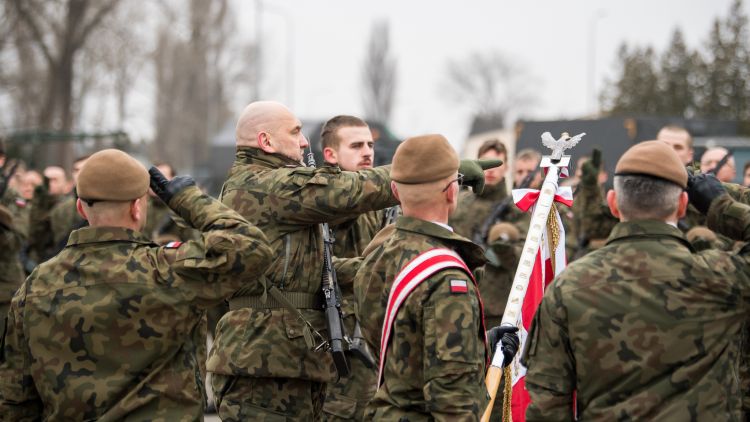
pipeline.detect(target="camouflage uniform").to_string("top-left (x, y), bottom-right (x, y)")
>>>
top-left (449, 182), bottom-right (508, 240)
top-left (324, 210), bottom-right (386, 421)
top-left (0, 186), bottom-right (273, 420)
top-left (207, 147), bottom-right (397, 421)
top-left (354, 216), bottom-right (489, 421)
top-left (524, 194), bottom-right (750, 421)
top-left (0, 188), bottom-right (29, 323)
top-left (49, 194), bottom-right (86, 249)
top-left (27, 186), bottom-right (61, 264)
top-left (145, 196), bottom-right (201, 244)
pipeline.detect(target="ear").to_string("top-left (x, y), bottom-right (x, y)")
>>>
top-left (76, 198), bottom-right (89, 221)
top-left (257, 132), bottom-right (274, 153)
top-left (323, 147), bottom-right (338, 165)
top-left (130, 198), bottom-right (144, 223)
top-left (676, 191), bottom-right (689, 219)
top-left (446, 179), bottom-right (459, 204)
top-left (606, 189), bottom-right (621, 220)
top-left (390, 181), bottom-right (400, 202)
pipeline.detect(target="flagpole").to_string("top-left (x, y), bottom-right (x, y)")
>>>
top-left (482, 132), bottom-right (583, 422)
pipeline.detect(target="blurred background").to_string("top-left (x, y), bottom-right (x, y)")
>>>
top-left (1, 0), bottom-right (750, 193)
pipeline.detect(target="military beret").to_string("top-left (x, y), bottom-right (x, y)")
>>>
top-left (615, 140), bottom-right (688, 188)
top-left (77, 149), bottom-right (149, 201)
top-left (362, 223), bottom-right (396, 257)
top-left (391, 134), bottom-right (459, 184)
top-left (686, 226), bottom-right (718, 243)
top-left (488, 222), bottom-right (520, 243)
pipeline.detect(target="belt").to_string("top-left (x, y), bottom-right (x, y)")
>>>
top-left (228, 292), bottom-right (324, 311)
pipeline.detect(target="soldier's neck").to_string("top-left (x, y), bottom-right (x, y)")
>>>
top-left (401, 205), bottom-right (449, 225)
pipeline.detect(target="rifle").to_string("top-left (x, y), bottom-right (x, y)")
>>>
top-left (473, 167), bottom-right (540, 248)
top-left (707, 149), bottom-right (733, 177)
top-left (306, 150), bottom-right (351, 379)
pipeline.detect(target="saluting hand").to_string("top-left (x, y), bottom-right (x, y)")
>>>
top-left (459, 159), bottom-right (503, 195)
top-left (148, 166), bottom-right (196, 205)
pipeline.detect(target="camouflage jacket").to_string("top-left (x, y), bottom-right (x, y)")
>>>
top-left (476, 239), bottom-right (522, 328)
top-left (206, 147), bottom-right (397, 383)
top-left (27, 187), bottom-right (63, 264)
top-left (0, 186), bottom-right (272, 421)
top-left (0, 188), bottom-right (29, 308)
top-left (144, 197), bottom-right (201, 245)
top-left (524, 194), bottom-right (750, 421)
top-left (449, 182), bottom-right (508, 240)
top-left (49, 194), bottom-right (86, 249)
top-left (354, 216), bottom-right (489, 421)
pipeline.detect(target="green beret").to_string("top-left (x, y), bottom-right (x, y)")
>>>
top-left (615, 140), bottom-right (688, 188)
top-left (77, 149), bottom-right (149, 201)
top-left (391, 134), bottom-right (459, 184)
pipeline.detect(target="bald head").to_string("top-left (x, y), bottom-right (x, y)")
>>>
top-left (235, 101), bottom-right (309, 162)
top-left (700, 146), bottom-right (736, 182)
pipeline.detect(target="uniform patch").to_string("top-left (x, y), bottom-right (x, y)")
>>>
top-left (15, 198), bottom-right (26, 207)
top-left (450, 279), bottom-right (468, 293)
top-left (165, 241), bottom-right (183, 249)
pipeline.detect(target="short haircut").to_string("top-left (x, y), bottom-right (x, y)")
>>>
top-left (658, 125), bottom-right (693, 149)
top-left (477, 139), bottom-right (507, 159)
top-left (153, 160), bottom-right (177, 177)
top-left (614, 174), bottom-right (682, 220)
top-left (516, 148), bottom-right (542, 163)
top-left (320, 115), bottom-right (369, 150)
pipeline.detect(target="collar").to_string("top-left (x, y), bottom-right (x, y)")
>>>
top-left (477, 181), bottom-right (507, 199)
top-left (431, 221), bottom-right (453, 232)
top-left (66, 226), bottom-right (156, 248)
top-left (395, 215), bottom-right (486, 269)
top-left (606, 219), bottom-right (695, 252)
top-left (235, 146), bottom-right (304, 169)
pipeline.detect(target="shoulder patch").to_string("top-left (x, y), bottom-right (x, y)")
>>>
top-left (450, 279), bottom-right (468, 294)
top-left (15, 198), bottom-right (27, 208)
top-left (165, 241), bottom-right (183, 249)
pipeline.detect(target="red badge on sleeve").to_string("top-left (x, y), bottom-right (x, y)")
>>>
top-left (450, 279), bottom-right (468, 294)
top-left (165, 241), bottom-right (183, 249)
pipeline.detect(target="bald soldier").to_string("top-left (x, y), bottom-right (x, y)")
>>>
top-left (701, 146), bottom-right (737, 183)
top-left (207, 101), bottom-right (401, 420)
top-left (354, 134), bottom-right (519, 421)
top-left (0, 149), bottom-right (273, 420)
top-left (525, 141), bottom-right (750, 420)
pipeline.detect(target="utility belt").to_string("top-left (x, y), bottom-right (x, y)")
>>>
top-left (228, 291), bottom-right (324, 311)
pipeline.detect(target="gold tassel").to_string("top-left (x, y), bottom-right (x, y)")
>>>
top-left (546, 202), bottom-right (559, 271)
top-left (502, 365), bottom-right (513, 422)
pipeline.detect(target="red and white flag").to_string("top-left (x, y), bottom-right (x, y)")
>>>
top-left (508, 187), bottom-right (570, 422)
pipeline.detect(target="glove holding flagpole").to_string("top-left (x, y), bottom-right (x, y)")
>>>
top-left (481, 131), bottom-right (584, 422)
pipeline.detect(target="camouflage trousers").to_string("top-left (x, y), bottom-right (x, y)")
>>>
top-left (212, 375), bottom-right (326, 421)
top-left (322, 356), bottom-right (377, 421)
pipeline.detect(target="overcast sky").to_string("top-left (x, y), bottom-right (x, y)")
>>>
top-left (230, 0), bottom-right (748, 151)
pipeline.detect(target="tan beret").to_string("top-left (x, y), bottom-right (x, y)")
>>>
top-left (77, 149), bottom-right (149, 201)
top-left (686, 226), bottom-right (718, 243)
top-left (391, 134), bottom-right (459, 184)
top-left (615, 140), bottom-right (687, 188)
top-left (488, 222), bottom-right (520, 243)
top-left (362, 223), bottom-right (396, 257)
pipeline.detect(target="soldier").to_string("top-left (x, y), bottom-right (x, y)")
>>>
top-left (701, 146), bottom-right (736, 183)
top-left (449, 138), bottom-right (508, 240)
top-left (319, 115), bottom-right (386, 421)
top-left (27, 165), bottom-right (72, 263)
top-left (0, 142), bottom-right (29, 330)
top-left (49, 154), bottom-right (89, 251)
top-left (206, 101), bottom-right (400, 421)
top-left (525, 140), bottom-right (750, 420)
top-left (657, 124), bottom-right (694, 165)
top-left (0, 149), bottom-right (273, 420)
top-left (354, 134), bottom-right (519, 420)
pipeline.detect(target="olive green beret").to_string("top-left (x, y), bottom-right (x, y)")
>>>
top-left (77, 149), bottom-right (149, 201)
top-left (391, 134), bottom-right (459, 184)
top-left (615, 140), bottom-right (688, 188)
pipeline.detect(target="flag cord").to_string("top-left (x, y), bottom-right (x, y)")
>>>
top-left (502, 365), bottom-right (513, 421)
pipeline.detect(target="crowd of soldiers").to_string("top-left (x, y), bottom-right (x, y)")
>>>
top-left (0, 100), bottom-right (749, 421)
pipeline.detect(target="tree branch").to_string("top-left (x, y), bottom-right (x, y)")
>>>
top-left (73, 0), bottom-right (121, 50)
top-left (10, 0), bottom-right (55, 65)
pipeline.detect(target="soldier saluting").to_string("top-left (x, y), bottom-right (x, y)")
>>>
top-left (0, 149), bottom-right (273, 420)
top-left (525, 141), bottom-right (750, 420)
top-left (207, 101), bottom-right (400, 420)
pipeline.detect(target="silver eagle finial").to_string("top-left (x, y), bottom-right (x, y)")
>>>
top-left (541, 131), bottom-right (586, 161)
